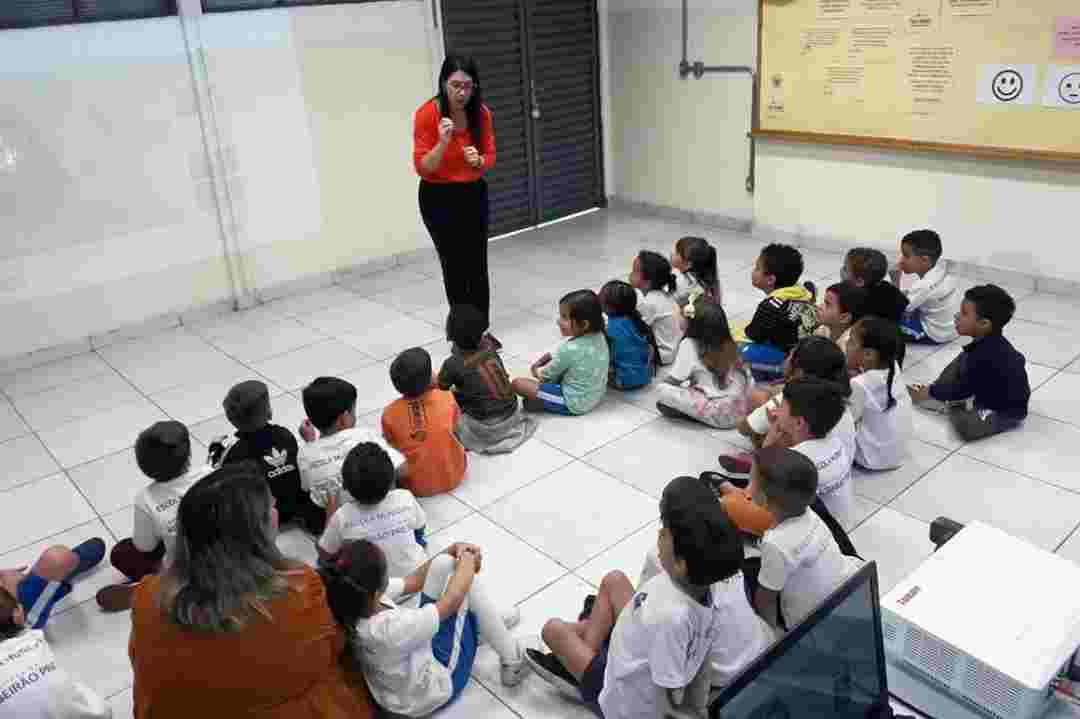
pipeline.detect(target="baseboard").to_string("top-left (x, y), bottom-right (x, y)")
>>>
top-left (609, 196), bottom-right (753, 234)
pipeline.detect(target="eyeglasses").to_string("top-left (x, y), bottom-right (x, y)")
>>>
top-left (448, 81), bottom-right (475, 92)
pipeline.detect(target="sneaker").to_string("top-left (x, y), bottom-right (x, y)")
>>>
top-left (525, 648), bottom-right (580, 698)
top-left (96, 583), bottom-right (136, 613)
top-left (67, 538), bottom-right (106, 582)
top-left (523, 397), bottom-right (545, 413)
top-left (500, 643), bottom-right (527, 687)
top-left (716, 452), bottom-right (753, 481)
top-left (501, 605), bottom-right (521, 631)
top-left (700, 471), bottom-right (744, 496)
top-left (656, 402), bottom-right (690, 420)
top-left (578, 594), bottom-right (596, 622)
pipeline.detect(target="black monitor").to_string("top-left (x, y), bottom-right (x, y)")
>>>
top-left (710, 562), bottom-right (891, 719)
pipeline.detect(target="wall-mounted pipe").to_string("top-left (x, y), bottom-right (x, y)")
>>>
top-left (678, 0), bottom-right (757, 193)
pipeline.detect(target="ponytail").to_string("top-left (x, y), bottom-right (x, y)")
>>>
top-left (601, 280), bottom-right (659, 375)
top-left (637, 251), bottom-right (677, 296)
top-left (631, 308), bottom-right (661, 375)
top-left (885, 362), bottom-right (897, 410)
top-left (683, 239), bottom-right (720, 301)
top-left (851, 317), bottom-right (903, 410)
top-left (318, 540), bottom-right (388, 672)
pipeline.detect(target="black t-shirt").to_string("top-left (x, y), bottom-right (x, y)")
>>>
top-left (438, 348), bottom-right (517, 421)
top-left (210, 425), bottom-right (306, 518)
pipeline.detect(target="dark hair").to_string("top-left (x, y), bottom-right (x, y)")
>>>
top-left (637, 250), bottom-right (677, 294)
top-left (446, 304), bottom-right (487, 351)
top-left (390, 347), bottom-right (433, 399)
top-left (320, 540), bottom-right (388, 674)
top-left (789, 336), bottom-right (851, 390)
top-left (302, 377), bottom-right (358, 433)
top-left (659, 476), bottom-right (743, 586)
top-left (964, 284), bottom-right (1015, 332)
top-left (902, 229), bottom-right (943, 265)
top-left (560, 289), bottom-right (605, 336)
top-left (342, 443), bottom-right (396, 506)
top-left (782, 378), bottom-right (850, 439)
top-left (759, 243), bottom-right (804, 289)
top-left (0, 587), bottom-right (20, 639)
top-left (850, 317), bottom-right (904, 410)
top-left (826, 282), bottom-right (868, 323)
top-left (753, 447), bottom-right (818, 518)
top-left (683, 295), bottom-right (736, 363)
top-left (223, 380), bottom-right (272, 433)
top-left (602, 280), bottom-right (660, 370)
top-left (676, 237), bottom-right (720, 300)
top-left (845, 247), bottom-right (889, 286)
top-left (435, 55), bottom-right (485, 153)
top-left (135, 421), bottom-right (191, 482)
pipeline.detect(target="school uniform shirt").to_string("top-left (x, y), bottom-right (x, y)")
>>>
top-left (538, 332), bottom-right (610, 415)
top-left (213, 424), bottom-right (309, 522)
top-left (0, 630), bottom-right (110, 719)
top-left (744, 285), bottom-right (818, 353)
top-left (353, 592), bottom-right (449, 717)
top-left (759, 510), bottom-right (862, 627)
top-left (437, 349), bottom-right (517, 422)
top-left (863, 281), bottom-right (909, 324)
top-left (667, 338), bottom-right (744, 399)
top-left (607, 316), bottom-right (653, 389)
top-left (850, 366), bottom-right (912, 470)
top-left (636, 289), bottom-right (683, 365)
top-left (929, 333), bottom-right (1030, 420)
top-left (382, 389), bottom-right (467, 498)
top-left (904, 264), bottom-right (960, 343)
top-left (318, 490), bottom-right (427, 579)
top-left (298, 428), bottom-right (406, 509)
top-left (791, 410), bottom-right (857, 528)
top-left (132, 464), bottom-right (213, 556)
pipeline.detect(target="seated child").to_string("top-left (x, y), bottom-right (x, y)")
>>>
top-left (525, 477), bottom-right (773, 715)
top-left (1, 539), bottom-right (104, 631)
top-left (740, 243), bottom-right (818, 380)
top-left (317, 443), bottom-right (427, 579)
top-left (908, 284), bottom-right (1030, 441)
top-left (0, 621), bottom-right (111, 718)
top-left (512, 289), bottom-right (610, 416)
top-left (208, 380), bottom-right (325, 535)
top-left (629, 250), bottom-right (683, 364)
top-left (320, 539), bottom-right (525, 716)
top-left (847, 317), bottom-right (912, 470)
top-left (600, 280), bottom-right (658, 391)
top-left (384, 347), bottom-right (467, 497)
top-left (843, 247), bottom-right (908, 323)
top-left (438, 304), bottom-right (537, 454)
top-left (299, 376), bottom-right (406, 512)
top-left (893, 229), bottom-right (960, 343)
top-left (671, 236), bottom-right (721, 306)
top-left (748, 447), bottom-right (862, 630)
top-left (97, 420), bottom-right (212, 612)
top-left (814, 282), bottom-right (867, 353)
top-left (656, 295), bottom-right (753, 429)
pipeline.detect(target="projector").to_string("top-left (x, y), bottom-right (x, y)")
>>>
top-left (881, 522), bottom-right (1080, 719)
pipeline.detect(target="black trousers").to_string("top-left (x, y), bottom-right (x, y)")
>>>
top-left (418, 179), bottom-right (491, 326)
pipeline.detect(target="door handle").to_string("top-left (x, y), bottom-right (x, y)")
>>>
top-left (531, 81), bottom-right (541, 119)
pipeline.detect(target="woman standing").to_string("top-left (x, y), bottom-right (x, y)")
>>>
top-left (128, 462), bottom-right (374, 719)
top-left (413, 55), bottom-right (497, 331)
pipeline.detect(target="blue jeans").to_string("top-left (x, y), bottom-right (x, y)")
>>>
top-left (739, 342), bottom-right (786, 380)
top-left (900, 310), bottom-right (942, 344)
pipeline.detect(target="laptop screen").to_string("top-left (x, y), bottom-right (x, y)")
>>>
top-left (710, 562), bottom-right (890, 719)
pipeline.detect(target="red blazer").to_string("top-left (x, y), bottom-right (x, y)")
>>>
top-left (413, 98), bottom-right (496, 183)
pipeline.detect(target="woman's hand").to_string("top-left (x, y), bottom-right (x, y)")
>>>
top-left (463, 145), bottom-right (483, 168)
top-left (438, 118), bottom-right (455, 146)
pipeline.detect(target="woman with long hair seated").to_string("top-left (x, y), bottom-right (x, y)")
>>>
top-left (128, 461), bottom-right (374, 719)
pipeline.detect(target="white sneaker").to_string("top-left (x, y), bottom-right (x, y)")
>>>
top-left (500, 642), bottom-right (527, 687)
top-left (501, 606), bottom-right (521, 631)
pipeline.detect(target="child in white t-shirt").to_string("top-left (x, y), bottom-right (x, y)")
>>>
top-left (671, 236), bottom-right (722, 306)
top-left (317, 443), bottom-right (427, 579)
top-left (748, 447), bottom-right (862, 629)
top-left (846, 318), bottom-right (912, 470)
top-left (319, 539), bottom-right (525, 717)
top-left (525, 477), bottom-right (773, 717)
top-left (656, 295), bottom-right (753, 429)
top-left (0, 627), bottom-right (111, 718)
top-left (629, 250), bottom-right (684, 365)
top-left (893, 229), bottom-right (960, 344)
top-left (814, 282), bottom-right (867, 354)
top-left (298, 376), bottom-right (407, 512)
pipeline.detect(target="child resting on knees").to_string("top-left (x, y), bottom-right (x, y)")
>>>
top-left (746, 448), bottom-right (862, 630)
top-left (525, 477), bottom-right (773, 716)
top-left (384, 347), bottom-right (467, 497)
top-left (846, 317), bottom-right (912, 470)
top-left (843, 247), bottom-right (908, 323)
top-left (320, 539), bottom-right (525, 717)
top-left (629, 250), bottom-right (683, 365)
top-left (892, 229), bottom-right (960, 344)
top-left (671, 236), bottom-right (722, 306)
top-left (814, 282), bottom-right (867, 353)
top-left (1, 538), bottom-right (104, 630)
top-left (513, 290), bottom-right (610, 416)
top-left (908, 284), bottom-right (1030, 441)
top-left (97, 420), bottom-right (212, 612)
top-left (600, 280), bottom-right (658, 391)
top-left (439, 304), bottom-right (536, 454)
top-left (656, 294), bottom-right (754, 429)
top-left (317, 443), bottom-right (427, 579)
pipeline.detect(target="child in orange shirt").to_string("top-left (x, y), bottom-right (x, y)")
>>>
top-left (383, 347), bottom-right (467, 497)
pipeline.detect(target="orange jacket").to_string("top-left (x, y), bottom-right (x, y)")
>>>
top-left (413, 99), bottom-right (496, 183)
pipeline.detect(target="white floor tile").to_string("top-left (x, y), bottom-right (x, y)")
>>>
top-left (957, 413), bottom-right (1080, 493)
top-left (574, 520), bottom-right (660, 589)
top-left (533, 399), bottom-right (656, 458)
top-left (491, 314), bottom-right (566, 365)
top-left (149, 370), bottom-right (280, 427)
top-left (844, 495), bottom-right (883, 533)
top-left (340, 267), bottom-right (432, 298)
top-left (512, 573), bottom-right (597, 640)
top-left (251, 340), bottom-right (376, 392)
top-left (1029, 371), bottom-right (1080, 426)
top-left (892, 454), bottom-right (1080, 551)
top-left (0, 434), bottom-right (62, 492)
top-left (484, 462), bottom-right (657, 570)
top-left (369, 277), bottom-right (452, 315)
top-left (14, 371), bottom-right (145, 431)
top-left (107, 688), bottom-right (134, 719)
top-left (472, 642), bottom-right (598, 719)
top-left (1012, 293), bottom-right (1080, 329)
top-left (0, 399), bottom-right (30, 442)
top-left (268, 285), bottom-right (366, 317)
top-left (101, 507), bottom-right (134, 543)
top-left (1056, 530), bottom-right (1080, 565)
top-left (909, 407), bottom-right (965, 451)
top-left (417, 492), bottom-right (475, 534)
top-left (997, 320), bottom-right (1080, 369)
top-left (849, 508), bottom-right (934, 594)
top-left (38, 399), bottom-right (168, 469)
top-left (852, 439), bottom-right (952, 505)
top-left (294, 297), bottom-right (407, 337)
top-left (47, 601), bottom-right (135, 700)
top-left (340, 363), bottom-right (404, 416)
top-left (339, 316), bottom-right (444, 361)
top-left (0, 352), bottom-right (114, 399)
top-left (452, 439), bottom-right (573, 510)
top-left (66, 449), bottom-right (149, 517)
top-left (186, 302), bottom-right (292, 339)
top-left (203, 318), bottom-right (327, 364)
top-left (0, 474), bottom-right (97, 554)
top-left (437, 679), bottom-right (521, 719)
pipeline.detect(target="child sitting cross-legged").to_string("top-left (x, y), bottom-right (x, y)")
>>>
top-left (319, 539), bottom-right (526, 717)
top-left (600, 280), bottom-right (658, 391)
top-left (846, 317), bottom-right (912, 470)
top-left (814, 282), bottom-right (867, 353)
top-left (2, 539), bottom-right (105, 631)
top-left (671, 236), bottom-right (722, 306)
top-left (384, 347), bottom-right (467, 497)
top-left (892, 229), bottom-right (960, 344)
top-left (843, 247), bottom-right (908, 324)
top-left (656, 293), bottom-right (754, 429)
top-left (629, 250), bottom-right (684, 365)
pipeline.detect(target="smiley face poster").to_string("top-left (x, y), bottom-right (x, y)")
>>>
top-left (976, 64), bottom-right (1037, 105)
top-left (1043, 65), bottom-right (1080, 109)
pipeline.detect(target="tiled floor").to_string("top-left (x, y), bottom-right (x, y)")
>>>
top-left (3, 208), bottom-right (1077, 718)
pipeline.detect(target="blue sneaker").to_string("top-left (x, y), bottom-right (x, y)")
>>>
top-left (67, 537), bottom-right (106, 582)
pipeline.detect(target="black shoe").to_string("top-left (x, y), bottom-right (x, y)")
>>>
top-left (578, 594), bottom-right (596, 621)
top-left (523, 397), bottom-right (545, 413)
top-left (525, 649), bottom-right (580, 699)
top-left (656, 402), bottom-right (690, 420)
